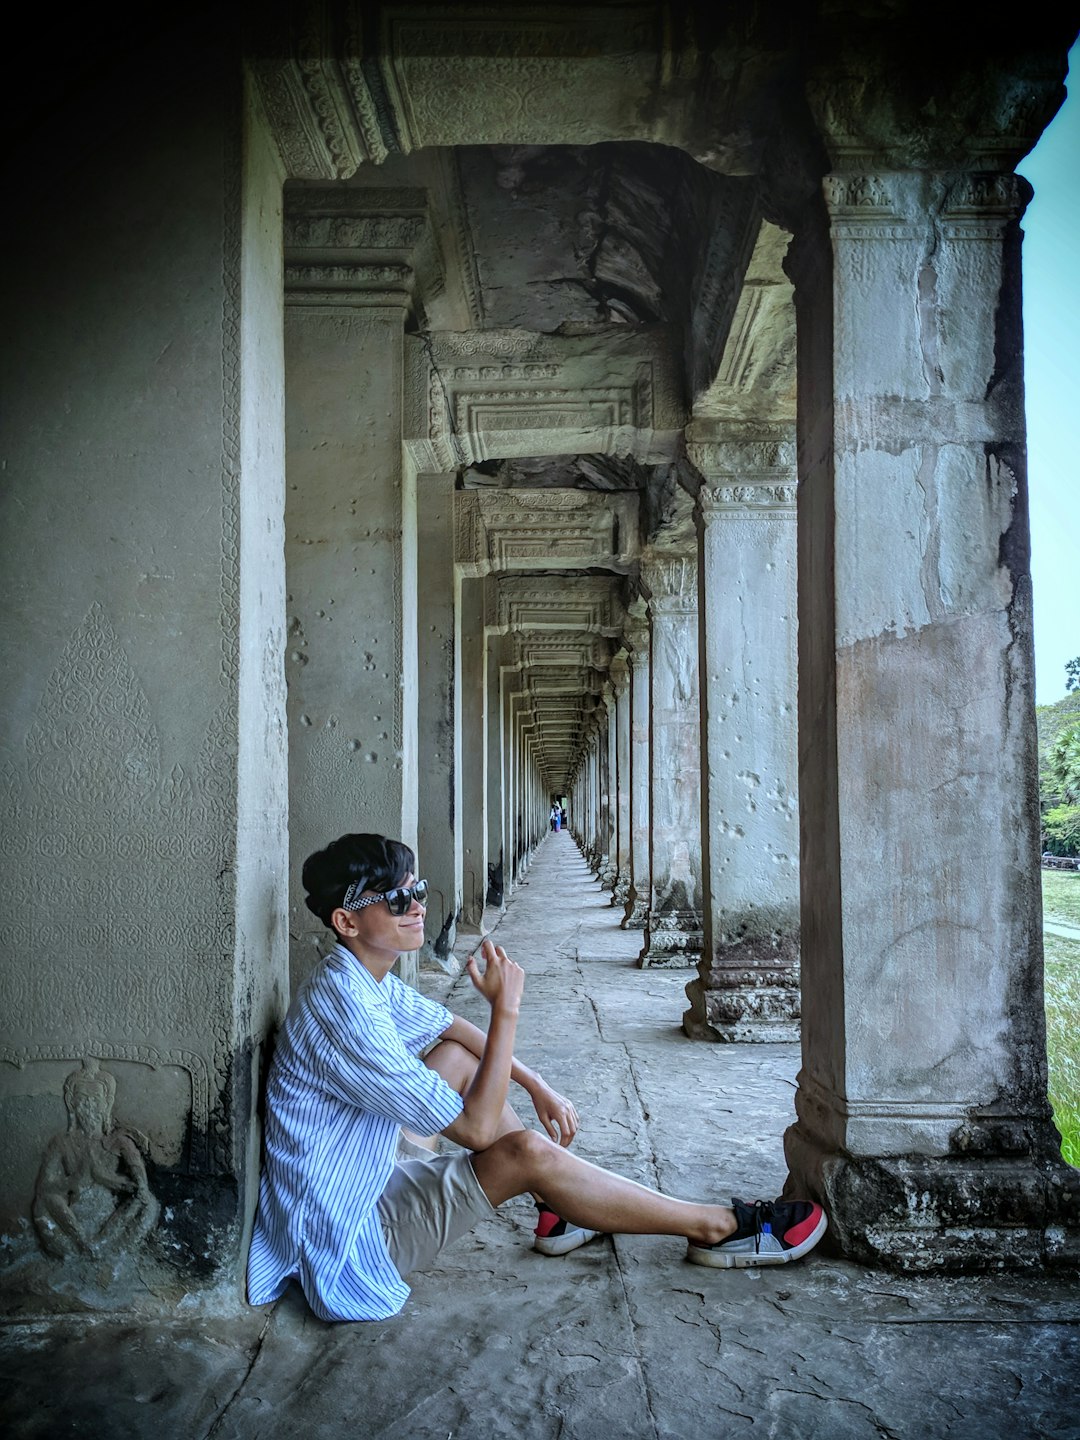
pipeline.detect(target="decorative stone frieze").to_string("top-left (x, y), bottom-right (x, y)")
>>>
top-left (374, 3), bottom-right (662, 151)
top-left (247, 3), bottom-right (395, 178)
top-left (283, 186), bottom-right (443, 312)
top-left (496, 576), bottom-right (624, 637)
top-left (453, 489), bottom-right (640, 577)
top-left (404, 326), bottom-right (682, 471)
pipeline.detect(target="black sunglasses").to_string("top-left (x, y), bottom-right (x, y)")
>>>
top-left (341, 878), bottom-right (429, 916)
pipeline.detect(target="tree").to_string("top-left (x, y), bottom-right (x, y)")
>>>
top-left (1048, 722), bottom-right (1080, 806)
top-left (1067, 656), bottom-right (1080, 693)
top-left (1043, 721), bottom-right (1080, 857)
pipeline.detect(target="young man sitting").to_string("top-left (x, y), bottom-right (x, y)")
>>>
top-left (247, 833), bottom-right (827, 1322)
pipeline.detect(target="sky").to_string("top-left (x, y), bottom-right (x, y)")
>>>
top-left (1018, 39), bottom-right (1080, 705)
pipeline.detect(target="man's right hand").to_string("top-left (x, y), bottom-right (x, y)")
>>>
top-left (466, 938), bottom-right (524, 1015)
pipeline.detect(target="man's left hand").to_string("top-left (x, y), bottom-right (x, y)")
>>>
top-left (530, 1079), bottom-right (579, 1147)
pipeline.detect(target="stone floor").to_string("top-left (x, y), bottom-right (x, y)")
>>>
top-left (3, 834), bottom-right (1079, 1439)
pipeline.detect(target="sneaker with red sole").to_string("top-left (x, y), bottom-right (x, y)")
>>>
top-left (532, 1202), bottom-right (601, 1256)
top-left (686, 1197), bottom-right (827, 1268)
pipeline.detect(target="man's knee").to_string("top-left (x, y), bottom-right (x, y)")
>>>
top-left (422, 1039), bottom-right (476, 1092)
top-left (486, 1127), bottom-right (552, 1175)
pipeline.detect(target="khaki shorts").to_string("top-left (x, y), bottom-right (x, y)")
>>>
top-left (376, 1151), bottom-right (496, 1279)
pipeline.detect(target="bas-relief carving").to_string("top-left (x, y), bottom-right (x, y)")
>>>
top-left (285, 215), bottom-right (427, 249)
top-left (641, 555), bottom-right (697, 608)
top-left (284, 262), bottom-right (412, 288)
top-left (697, 482), bottom-right (798, 517)
top-left (32, 1059), bottom-right (158, 1262)
top-left (823, 173), bottom-right (1030, 246)
top-left (1, 604), bottom-right (233, 1173)
top-left (377, 8), bottom-right (658, 151)
top-left (436, 330), bottom-right (557, 360)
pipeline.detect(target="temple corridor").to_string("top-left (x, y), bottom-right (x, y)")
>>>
top-left (2, 832), bottom-right (1077, 1439)
top-left (4, 2), bottom-right (1079, 1350)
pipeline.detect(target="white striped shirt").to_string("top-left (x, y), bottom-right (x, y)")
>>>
top-left (246, 942), bottom-right (463, 1321)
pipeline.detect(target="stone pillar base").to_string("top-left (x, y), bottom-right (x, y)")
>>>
top-left (621, 894), bottom-right (648, 929)
top-left (639, 911), bottom-right (702, 967)
top-left (611, 879), bottom-right (631, 909)
top-left (682, 937), bottom-right (801, 1042)
top-left (682, 989), bottom-right (800, 1042)
top-left (784, 1124), bottom-right (1080, 1273)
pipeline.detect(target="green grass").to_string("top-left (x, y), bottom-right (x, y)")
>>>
top-left (1043, 870), bottom-right (1080, 927)
top-left (1044, 930), bottom-right (1080, 1168)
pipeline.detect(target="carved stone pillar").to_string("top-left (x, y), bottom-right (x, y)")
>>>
top-left (610, 652), bottom-right (632, 909)
top-left (456, 574), bottom-right (487, 926)
top-left (785, 165), bottom-right (1080, 1268)
top-left (500, 665), bottom-right (523, 898)
top-left (583, 726), bottom-right (599, 870)
top-left (286, 199), bottom-right (435, 992)
top-left (640, 555), bottom-right (703, 966)
top-left (484, 607), bottom-right (506, 922)
top-left (598, 685), bottom-right (618, 889)
top-left (622, 616), bottom-right (651, 929)
top-left (416, 470), bottom-right (460, 969)
top-left (682, 437), bottom-right (800, 1042)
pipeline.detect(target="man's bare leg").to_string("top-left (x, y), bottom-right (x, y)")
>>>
top-left (470, 1129), bottom-right (737, 1247)
top-left (422, 1040), bottom-right (735, 1246)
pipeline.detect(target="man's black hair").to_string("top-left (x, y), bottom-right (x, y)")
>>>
top-left (301, 833), bottom-right (415, 932)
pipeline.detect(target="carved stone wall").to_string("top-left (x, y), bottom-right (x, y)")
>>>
top-left (0, 62), bottom-right (290, 1305)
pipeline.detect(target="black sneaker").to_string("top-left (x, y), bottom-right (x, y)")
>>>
top-left (686, 1197), bottom-right (827, 1268)
top-left (532, 1202), bottom-right (600, 1257)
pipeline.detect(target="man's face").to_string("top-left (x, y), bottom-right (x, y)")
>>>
top-left (338, 871), bottom-right (427, 965)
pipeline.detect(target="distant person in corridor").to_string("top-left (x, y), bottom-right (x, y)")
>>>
top-left (247, 832), bottom-right (827, 1322)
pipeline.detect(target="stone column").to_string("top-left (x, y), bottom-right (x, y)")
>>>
top-left (587, 726), bottom-right (601, 873)
top-left (599, 685), bottom-right (619, 890)
top-left (514, 700), bottom-right (536, 880)
top-left (415, 470), bottom-right (460, 969)
top-left (483, 599), bottom-right (505, 922)
top-left (610, 652), bottom-right (632, 910)
top-left (285, 302), bottom-right (423, 989)
top-left (784, 167), bottom-right (1079, 1267)
top-left (622, 616), bottom-right (651, 929)
top-left (683, 439), bottom-right (801, 1042)
top-left (285, 199), bottom-right (434, 993)
top-left (500, 661), bottom-right (523, 902)
top-left (456, 575), bottom-right (487, 926)
top-left (640, 555), bottom-right (703, 966)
